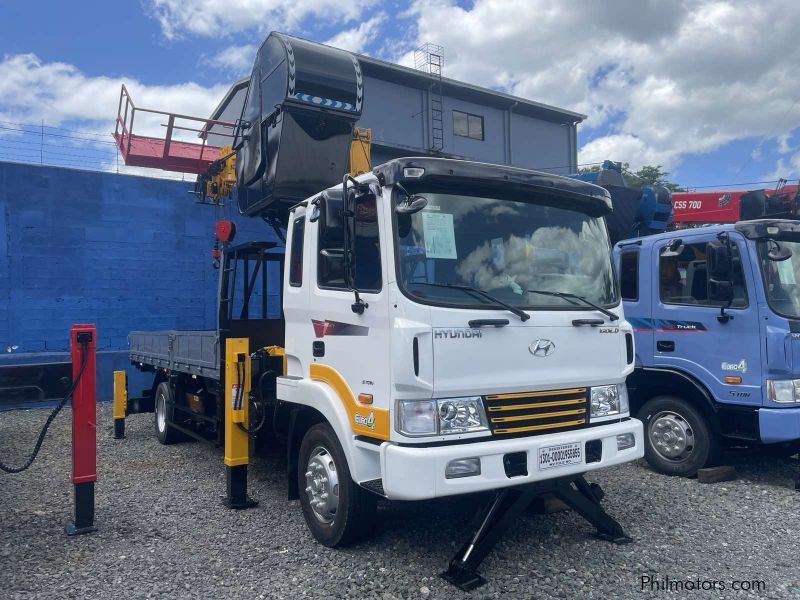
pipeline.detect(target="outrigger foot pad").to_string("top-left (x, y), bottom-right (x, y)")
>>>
top-left (223, 464), bottom-right (258, 510)
top-left (595, 531), bottom-right (633, 545)
top-left (221, 496), bottom-right (259, 510)
top-left (440, 474), bottom-right (632, 591)
top-left (440, 565), bottom-right (486, 592)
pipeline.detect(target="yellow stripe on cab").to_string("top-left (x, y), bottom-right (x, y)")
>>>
top-left (310, 363), bottom-right (390, 441)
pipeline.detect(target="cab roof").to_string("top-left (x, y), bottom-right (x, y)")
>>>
top-left (373, 157), bottom-right (612, 217)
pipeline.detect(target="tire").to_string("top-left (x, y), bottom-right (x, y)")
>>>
top-left (638, 395), bottom-right (718, 477)
top-left (154, 382), bottom-right (180, 445)
top-left (297, 423), bottom-right (377, 547)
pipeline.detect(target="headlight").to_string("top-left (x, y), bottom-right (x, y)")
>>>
top-left (396, 400), bottom-right (437, 436)
top-left (766, 379), bottom-right (800, 403)
top-left (590, 384), bottom-right (629, 421)
top-left (396, 397), bottom-right (489, 436)
top-left (438, 397), bottom-right (488, 434)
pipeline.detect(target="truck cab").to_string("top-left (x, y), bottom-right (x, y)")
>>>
top-left (615, 220), bottom-right (800, 476)
top-left (278, 157), bottom-right (644, 543)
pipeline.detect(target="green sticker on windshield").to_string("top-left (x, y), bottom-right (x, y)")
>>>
top-left (422, 212), bottom-right (457, 259)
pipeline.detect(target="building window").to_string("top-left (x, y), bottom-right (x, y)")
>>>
top-left (620, 251), bottom-right (639, 301)
top-left (659, 242), bottom-right (747, 308)
top-left (289, 216), bottom-right (305, 287)
top-left (453, 110), bottom-right (484, 140)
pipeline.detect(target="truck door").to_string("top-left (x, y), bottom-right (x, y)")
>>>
top-left (651, 234), bottom-right (762, 406)
top-left (308, 189), bottom-right (391, 420)
top-left (617, 243), bottom-right (653, 366)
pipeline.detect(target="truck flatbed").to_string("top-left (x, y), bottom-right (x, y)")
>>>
top-left (129, 330), bottom-right (220, 380)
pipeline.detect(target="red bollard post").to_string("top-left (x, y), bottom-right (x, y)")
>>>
top-left (65, 324), bottom-right (97, 536)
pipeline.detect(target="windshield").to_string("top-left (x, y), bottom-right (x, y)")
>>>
top-left (394, 189), bottom-right (618, 309)
top-left (760, 240), bottom-right (800, 318)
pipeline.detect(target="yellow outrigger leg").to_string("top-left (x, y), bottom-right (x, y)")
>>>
top-left (223, 337), bottom-right (257, 509)
top-left (113, 370), bottom-right (128, 439)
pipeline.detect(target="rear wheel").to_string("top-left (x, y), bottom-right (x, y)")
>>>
top-left (154, 382), bottom-right (180, 445)
top-left (638, 395), bottom-right (717, 477)
top-left (297, 423), bottom-right (376, 547)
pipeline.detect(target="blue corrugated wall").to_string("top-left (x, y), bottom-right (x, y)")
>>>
top-left (0, 161), bottom-right (280, 402)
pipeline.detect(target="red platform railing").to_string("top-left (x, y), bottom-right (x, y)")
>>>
top-left (113, 84), bottom-right (236, 175)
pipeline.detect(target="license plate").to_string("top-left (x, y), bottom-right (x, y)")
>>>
top-left (538, 442), bottom-right (583, 471)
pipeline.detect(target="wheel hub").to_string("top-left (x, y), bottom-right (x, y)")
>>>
top-left (304, 446), bottom-right (340, 524)
top-left (156, 393), bottom-right (166, 433)
top-left (649, 411), bottom-right (694, 461)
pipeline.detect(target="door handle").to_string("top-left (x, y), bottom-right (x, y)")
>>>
top-left (657, 340), bottom-right (675, 352)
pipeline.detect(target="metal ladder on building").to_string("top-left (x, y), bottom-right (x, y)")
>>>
top-left (415, 43), bottom-right (445, 152)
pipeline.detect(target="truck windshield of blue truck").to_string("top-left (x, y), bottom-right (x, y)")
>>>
top-left (760, 240), bottom-right (800, 318)
top-left (395, 191), bottom-right (618, 308)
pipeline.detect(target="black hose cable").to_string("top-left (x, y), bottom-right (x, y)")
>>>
top-left (234, 365), bottom-right (270, 435)
top-left (0, 342), bottom-right (89, 474)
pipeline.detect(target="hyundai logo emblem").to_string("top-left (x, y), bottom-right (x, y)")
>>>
top-left (529, 339), bottom-right (555, 357)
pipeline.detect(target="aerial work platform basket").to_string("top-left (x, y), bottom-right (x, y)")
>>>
top-left (113, 85), bottom-right (236, 175)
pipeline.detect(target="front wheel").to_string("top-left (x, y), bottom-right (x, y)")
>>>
top-left (297, 423), bottom-right (377, 547)
top-left (638, 395), bottom-right (718, 477)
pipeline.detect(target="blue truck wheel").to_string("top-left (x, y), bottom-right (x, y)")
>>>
top-left (638, 395), bottom-right (718, 477)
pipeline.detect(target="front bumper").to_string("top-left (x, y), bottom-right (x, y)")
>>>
top-left (378, 419), bottom-right (643, 500)
top-left (759, 407), bottom-right (800, 443)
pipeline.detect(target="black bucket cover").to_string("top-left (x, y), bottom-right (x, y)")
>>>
top-left (235, 33), bottom-right (363, 218)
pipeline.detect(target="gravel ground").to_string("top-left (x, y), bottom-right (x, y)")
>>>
top-left (2, 404), bottom-right (799, 600)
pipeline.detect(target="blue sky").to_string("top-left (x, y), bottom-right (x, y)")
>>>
top-left (1, 0), bottom-right (798, 189)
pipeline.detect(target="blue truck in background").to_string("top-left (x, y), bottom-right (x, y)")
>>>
top-left (575, 160), bottom-right (800, 476)
top-left (614, 220), bottom-right (800, 476)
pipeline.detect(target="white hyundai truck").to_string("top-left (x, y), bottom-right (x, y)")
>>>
top-left (118, 32), bottom-right (644, 590)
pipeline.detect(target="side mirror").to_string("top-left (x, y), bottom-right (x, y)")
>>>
top-left (706, 240), bottom-right (732, 279)
top-left (707, 278), bottom-right (734, 303)
top-left (660, 238), bottom-right (684, 258)
top-left (767, 241), bottom-right (793, 261)
top-left (396, 195), bottom-right (428, 215)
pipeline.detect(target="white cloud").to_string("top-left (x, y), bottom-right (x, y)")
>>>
top-left (206, 44), bottom-right (257, 74)
top-left (763, 152), bottom-right (800, 181)
top-left (325, 13), bottom-right (386, 53)
top-left (404, 0), bottom-right (800, 171)
top-left (777, 133), bottom-right (793, 155)
top-left (578, 134), bottom-right (666, 169)
top-left (0, 53), bottom-right (227, 178)
top-left (0, 53), bottom-right (227, 130)
top-left (146, 0), bottom-right (375, 39)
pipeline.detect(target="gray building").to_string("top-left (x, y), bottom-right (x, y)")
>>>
top-left (209, 37), bottom-right (584, 176)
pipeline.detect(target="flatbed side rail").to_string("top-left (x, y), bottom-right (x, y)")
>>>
top-left (129, 330), bottom-right (220, 380)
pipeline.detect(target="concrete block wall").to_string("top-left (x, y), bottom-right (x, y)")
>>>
top-left (0, 161), bottom-right (279, 402)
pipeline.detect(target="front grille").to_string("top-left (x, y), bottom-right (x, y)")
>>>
top-left (484, 387), bottom-right (589, 436)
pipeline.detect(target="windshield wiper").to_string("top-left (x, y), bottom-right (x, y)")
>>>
top-left (413, 282), bottom-right (530, 322)
top-left (526, 289), bottom-right (619, 321)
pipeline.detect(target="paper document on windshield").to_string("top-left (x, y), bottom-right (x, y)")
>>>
top-left (777, 259), bottom-right (796, 284)
top-left (422, 212), bottom-right (457, 259)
